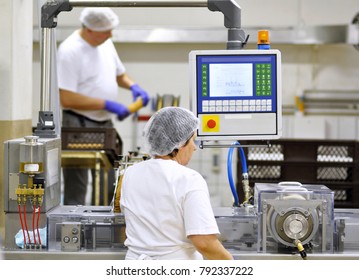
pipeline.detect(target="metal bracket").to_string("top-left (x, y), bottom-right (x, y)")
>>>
top-left (208, 0), bottom-right (248, 49)
top-left (41, 0), bottom-right (72, 28)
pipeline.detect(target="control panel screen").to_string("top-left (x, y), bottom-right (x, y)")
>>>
top-left (189, 49), bottom-right (282, 141)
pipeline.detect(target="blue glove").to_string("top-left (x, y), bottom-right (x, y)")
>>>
top-left (130, 84), bottom-right (150, 106)
top-left (104, 100), bottom-right (130, 121)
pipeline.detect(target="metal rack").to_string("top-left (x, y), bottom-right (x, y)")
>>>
top-left (237, 139), bottom-right (359, 208)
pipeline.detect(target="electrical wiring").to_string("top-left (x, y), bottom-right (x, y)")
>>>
top-left (18, 204), bottom-right (26, 246)
top-left (23, 204), bottom-right (31, 244)
top-left (32, 207), bottom-right (37, 245)
top-left (36, 206), bottom-right (42, 245)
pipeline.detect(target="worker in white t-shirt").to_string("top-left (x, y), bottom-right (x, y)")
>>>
top-left (120, 107), bottom-right (233, 260)
top-left (57, 8), bottom-right (149, 206)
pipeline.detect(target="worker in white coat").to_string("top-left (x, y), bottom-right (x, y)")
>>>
top-left (57, 8), bottom-right (149, 205)
top-left (120, 107), bottom-right (233, 260)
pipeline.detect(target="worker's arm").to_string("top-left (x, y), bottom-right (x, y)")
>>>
top-left (60, 89), bottom-right (131, 121)
top-left (60, 88), bottom-right (130, 120)
top-left (188, 234), bottom-right (233, 260)
top-left (116, 73), bottom-right (135, 89)
top-left (60, 89), bottom-right (105, 110)
top-left (117, 73), bottom-right (150, 106)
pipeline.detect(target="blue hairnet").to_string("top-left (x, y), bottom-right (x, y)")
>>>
top-left (143, 107), bottom-right (199, 156)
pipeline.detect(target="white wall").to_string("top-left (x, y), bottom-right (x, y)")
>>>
top-left (32, 0), bottom-right (359, 207)
top-left (0, 0), bottom-right (33, 121)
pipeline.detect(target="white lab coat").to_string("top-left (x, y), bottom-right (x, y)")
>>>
top-left (57, 30), bottom-right (126, 121)
top-left (120, 158), bottom-right (220, 260)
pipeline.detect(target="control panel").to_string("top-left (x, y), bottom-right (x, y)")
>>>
top-left (189, 49), bottom-right (282, 141)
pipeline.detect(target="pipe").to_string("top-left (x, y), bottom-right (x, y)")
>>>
top-left (227, 141), bottom-right (250, 206)
top-left (208, 0), bottom-right (247, 49)
top-left (69, 0), bottom-right (207, 7)
top-left (40, 28), bottom-right (52, 111)
top-left (227, 143), bottom-right (240, 207)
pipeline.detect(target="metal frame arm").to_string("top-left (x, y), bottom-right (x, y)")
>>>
top-left (41, 0), bottom-right (72, 28)
top-left (41, 0), bottom-right (247, 49)
top-left (38, 0), bottom-right (247, 137)
top-left (208, 0), bottom-right (248, 49)
top-left (208, 0), bottom-right (241, 28)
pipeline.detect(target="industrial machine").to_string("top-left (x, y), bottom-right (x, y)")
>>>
top-left (47, 205), bottom-right (126, 252)
top-left (3, 0), bottom-right (359, 260)
top-left (42, 179), bottom-right (359, 259)
top-left (215, 182), bottom-right (336, 258)
top-left (3, 136), bottom-right (61, 249)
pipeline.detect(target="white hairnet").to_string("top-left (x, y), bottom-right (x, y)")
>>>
top-left (143, 107), bottom-right (199, 156)
top-left (80, 8), bottom-right (119, 32)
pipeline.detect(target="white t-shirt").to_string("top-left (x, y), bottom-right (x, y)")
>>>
top-left (120, 158), bottom-right (220, 260)
top-left (57, 30), bottom-right (126, 121)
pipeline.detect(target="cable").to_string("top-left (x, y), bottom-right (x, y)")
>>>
top-left (227, 141), bottom-right (240, 207)
top-left (23, 204), bottom-right (31, 245)
top-left (238, 145), bottom-right (248, 174)
top-left (36, 206), bottom-right (42, 245)
top-left (18, 204), bottom-right (26, 247)
top-left (32, 207), bottom-right (37, 245)
top-left (227, 141), bottom-right (249, 207)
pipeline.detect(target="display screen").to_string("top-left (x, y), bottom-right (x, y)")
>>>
top-left (196, 54), bottom-right (278, 114)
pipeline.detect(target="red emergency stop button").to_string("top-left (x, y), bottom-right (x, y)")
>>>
top-left (207, 119), bottom-right (217, 129)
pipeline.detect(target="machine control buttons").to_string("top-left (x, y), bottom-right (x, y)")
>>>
top-left (201, 99), bottom-right (272, 113)
top-left (207, 119), bottom-right (216, 129)
top-left (61, 223), bottom-right (81, 251)
top-left (63, 236), bottom-right (70, 243)
top-left (202, 115), bottom-right (220, 132)
top-left (72, 236), bottom-right (79, 243)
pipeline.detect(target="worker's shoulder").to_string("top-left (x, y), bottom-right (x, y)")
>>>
top-left (58, 31), bottom-right (86, 51)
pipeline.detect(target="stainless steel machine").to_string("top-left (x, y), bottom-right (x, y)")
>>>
top-left (43, 180), bottom-right (359, 259)
top-left (3, 136), bottom-right (61, 249)
top-left (216, 183), bottom-right (338, 258)
top-left (3, 145), bottom-right (359, 259)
